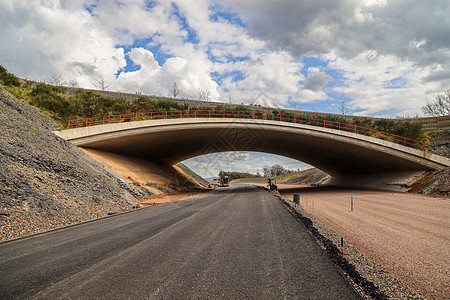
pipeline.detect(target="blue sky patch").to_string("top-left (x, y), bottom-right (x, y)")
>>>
top-left (211, 70), bottom-right (246, 85)
top-left (115, 54), bottom-right (141, 77)
top-left (209, 5), bottom-right (246, 28)
top-left (300, 56), bottom-right (328, 76)
top-left (84, 3), bottom-right (98, 17)
top-left (370, 107), bottom-right (401, 117)
top-left (114, 1), bottom-right (126, 7)
top-left (144, 0), bottom-right (157, 11)
top-left (171, 3), bottom-right (199, 44)
top-left (229, 70), bottom-right (245, 82)
top-left (383, 76), bottom-right (407, 89)
top-left (116, 37), bottom-right (174, 72)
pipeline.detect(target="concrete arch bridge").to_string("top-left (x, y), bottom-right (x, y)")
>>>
top-left (56, 112), bottom-right (450, 191)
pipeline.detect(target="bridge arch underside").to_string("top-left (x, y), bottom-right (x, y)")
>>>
top-left (62, 119), bottom-right (449, 190)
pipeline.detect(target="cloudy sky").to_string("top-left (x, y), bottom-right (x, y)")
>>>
top-left (184, 152), bottom-right (312, 179)
top-left (1, 0), bottom-right (449, 176)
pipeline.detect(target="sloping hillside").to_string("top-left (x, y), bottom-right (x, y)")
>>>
top-left (174, 163), bottom-right (211, 188)
top-left (275, 168), bottom-right (331, 185)
top-left (233, 168), bottom-right (330, 186)
top-left (415, 130), bottom-right (450, 197)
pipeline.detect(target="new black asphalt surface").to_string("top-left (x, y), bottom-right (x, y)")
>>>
top-left (0, 184), bottom-right (359, 299)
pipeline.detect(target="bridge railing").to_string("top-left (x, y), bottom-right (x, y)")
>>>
top-left (67, 110), bottom-right (424, 150)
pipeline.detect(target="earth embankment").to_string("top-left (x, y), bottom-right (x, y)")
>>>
top-left (0, 85), bottom-right (202, 242)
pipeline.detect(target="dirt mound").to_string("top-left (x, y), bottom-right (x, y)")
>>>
top-left (0, 85), bottom-right (153, 242)
top-left (416, 131), bottom-right (450, 197)
top-left (427, 130), bottom-right (450, 158)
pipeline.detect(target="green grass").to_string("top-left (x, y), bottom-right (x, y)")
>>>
top-left (175, 163), bottom-right (210, 187)
top-left (274, 169), bottom-right (315, 182)
top-left (231, 168), bottom-right (318, 184)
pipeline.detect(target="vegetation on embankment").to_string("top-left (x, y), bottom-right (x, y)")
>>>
top-left (217, 171), bottom-right (263, 182)
top-left (232, 168), bottom-right (330, 186)
top-left (0, 64), bottom-right (427, 144)
top-left (175, 163), bottom-right (211, 188)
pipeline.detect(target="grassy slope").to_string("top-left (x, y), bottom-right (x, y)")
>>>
top-left (175, 163), bottom-right (210, 188)
top-left (232, 168), bottom-right (331, 186)
top-left (232, 168), bottom-right (313, 183)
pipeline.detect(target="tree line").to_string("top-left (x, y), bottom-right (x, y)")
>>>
top-left (218, 165), bottom-right (296, 181)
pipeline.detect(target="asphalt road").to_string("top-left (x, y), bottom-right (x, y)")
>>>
top-left (0, 185), bottom-right (359, 299)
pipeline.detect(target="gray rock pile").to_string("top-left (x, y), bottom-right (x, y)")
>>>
top-left (417, 131), bottom-right (450, 197)
top-left (0, 85), bottom-right (151, 242)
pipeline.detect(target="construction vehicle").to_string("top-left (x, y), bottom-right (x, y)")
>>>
top-left (267, 178), bottom-right (277, 191)
top-left (219, 175), bottom-right (229, 187)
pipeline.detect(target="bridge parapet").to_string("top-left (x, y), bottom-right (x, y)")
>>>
top-left (68, 110), bottom-right (424, 150)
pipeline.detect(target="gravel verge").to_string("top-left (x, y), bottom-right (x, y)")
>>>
top-left (263, 187), bottom-right (424, 300)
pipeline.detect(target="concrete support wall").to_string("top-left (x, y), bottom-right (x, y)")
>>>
top-left (80, 148), bottom-right (201, 194)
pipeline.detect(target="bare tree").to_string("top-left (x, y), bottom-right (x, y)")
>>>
top-left (262, 166), bottom-right (271, 177)
top-left (48, 74), bottom-right (64, 86)
top-left (228, 95), bottom-right (233, 104)
top-left (270, 164), bottom-right (288, 177)
top-left (262, 164), bottom-right (290, 177)
top-left (68, 78), bottom-right (79, 88)
top-left (196, 88), bottom-right (212, 101)
top-left (422, 90), bottom-right (450, 116)
top-left (171, 82), bottom-right (180, 98)
top-left (246, 95), bottom-right (256, 106)
top-left (93, 76), bottom-right (109, 91)
top-left (339, 100), bottom-right (350, 115)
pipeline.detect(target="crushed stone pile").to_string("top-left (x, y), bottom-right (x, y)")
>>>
top-left (417, 131), bottom-right (449, 197)
top-left (0, 85), bottom-right (154, 242)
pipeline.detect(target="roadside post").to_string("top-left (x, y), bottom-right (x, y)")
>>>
top-left (293, 193), bottom-right (300, 208)
top-left (351, 192), bottom-right (353, 211)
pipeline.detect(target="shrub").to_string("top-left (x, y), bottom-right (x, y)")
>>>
top-left (393, 120), bottom-right (423, 141)
top-left (352, 117), bottom-right (374, 128)
top-left (153, 99), bottom-right (181, 111)
top-left (31, 83), bottom-right (65, 96)
top-left (373, 118), bottom-right (396, 132)
top-left (0, 65), bottom-right (7, 77)
top-left (133, 95), bottom-right (155, 112)
top-left (0, 65), bottom-right (20, 87)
